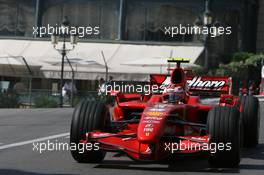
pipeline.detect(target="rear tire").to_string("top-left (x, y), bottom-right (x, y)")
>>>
top-left (70, 100), bottom-right (109, 163)
top-left (207, 106), bottom-right (241, 168)
top-left (240, 96), bottom-right (259, 147)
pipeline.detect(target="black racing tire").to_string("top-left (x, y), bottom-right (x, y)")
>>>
top-left (70, 100), bottom-right (109, 163)
top-left (207, 106), bottom-right (241, 168)
top-left (240, 96), bottom-right (260, 148)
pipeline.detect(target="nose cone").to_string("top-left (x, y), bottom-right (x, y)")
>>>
top-left (137, 112), bottom-right (167, 143)
top-left (137, 123), bottom-right (160, 143)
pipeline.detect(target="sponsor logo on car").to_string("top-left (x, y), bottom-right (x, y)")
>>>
top-left (148, 108), bottom-right (166, 112)
top-left (145, 124), bottom-right (153, 127)
top-left (153, 104), bottom-right (167, 109)
top-left (145, 146), bottom-right (152, 153)
top-left (145, 132), bottom-right (150, 136)
top-left (92, 133), bottom-right (113, 137)
top-left (143, 120), bottom-right (160, 124)
top-left (160, 76), bottom-right (226, 91)
top-left (144, 124), bottom-right (154, 133)
top-left (187, 77), bottom-right (225, 90)
top-left (144, 116), bottom-right (163, 120)
top-left (145, 111), bottom-right (165, 117)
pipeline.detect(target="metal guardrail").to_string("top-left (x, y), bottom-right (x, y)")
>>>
top-left (254, 95), bottom-right (264, 102)
top-left (2, 88), bottom-right (264, 108)
top-left (14, 90), bottom-right (99, 107)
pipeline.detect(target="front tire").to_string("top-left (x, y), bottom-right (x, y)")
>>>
top-left (70, 100), bottom-right (109, 163)
top-left (207, 106), bottom-right (241, 168)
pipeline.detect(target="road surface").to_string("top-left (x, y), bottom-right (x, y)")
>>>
top-left (0, 103), bottom-right (263, 175)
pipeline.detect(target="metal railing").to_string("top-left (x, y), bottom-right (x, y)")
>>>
top-left (1, 89), bottom-right (99, 108)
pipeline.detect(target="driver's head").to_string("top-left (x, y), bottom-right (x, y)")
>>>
top-left (164, 86), bottom-right (184, 103)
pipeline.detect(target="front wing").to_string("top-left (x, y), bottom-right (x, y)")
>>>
top-left (81, 131), bottom-right (209, 161)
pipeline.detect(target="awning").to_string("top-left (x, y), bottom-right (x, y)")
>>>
top-left (0, 56), bottom-right (41, 77)
top-left (0, 39), bottom-right (204, 81)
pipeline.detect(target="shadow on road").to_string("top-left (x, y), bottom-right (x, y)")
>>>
top-left (94, 144), bottom-right (264, 173)
top-left (0, 169), bottom-right (77, 175)
top-left (242, 143), bottom-right (264, 160)
top-left (239, 143), bottom-right (264, 171)
top-left (94, 156), bottom-right (240, 173)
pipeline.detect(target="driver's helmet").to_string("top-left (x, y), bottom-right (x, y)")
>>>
top-left (163, 85), bottom-right (184, 103)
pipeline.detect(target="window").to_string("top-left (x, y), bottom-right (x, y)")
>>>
top-left (0, 0), bottom-right (35, 37)
top-left (124, 1), bottom-right (196, 42)
top-left (41, 0), bottom-right (119, 39)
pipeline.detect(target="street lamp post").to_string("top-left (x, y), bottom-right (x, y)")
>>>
top-left (194, 0), bottom-right (213, 71)
top-left (60, 39), bottom-right (66, 108)
top-left (51, 17), bottom-right (78, 108)
top-left (203, 0), bottom-right (212, 71)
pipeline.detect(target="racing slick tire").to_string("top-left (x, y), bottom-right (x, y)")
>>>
top-left (70, 100), bottom-right (109, 163)
top-left (240, 96), bottom-right (260, 148)
top-left (207, 106), bottom-right (241, 168)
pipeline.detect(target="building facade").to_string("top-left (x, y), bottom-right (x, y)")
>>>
top-left (0, 0), bottom-right (258, 50)
top-left (0, 0), bottom-right (260, 92)
top-left (257, 0), bottom-right (264, 52)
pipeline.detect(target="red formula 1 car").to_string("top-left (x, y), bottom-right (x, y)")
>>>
top-left (70, 58), bottom-right (260, 168)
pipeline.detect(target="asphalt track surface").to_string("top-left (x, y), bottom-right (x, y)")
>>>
top-left (0, 103), bottom-right (263, 175)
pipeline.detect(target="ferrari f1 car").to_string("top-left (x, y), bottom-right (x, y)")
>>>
top-left (70, 58), bottom-right (260, 168)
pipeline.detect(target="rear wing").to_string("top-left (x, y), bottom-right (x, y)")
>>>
top-left (150, 74), bottom-right (232, 95)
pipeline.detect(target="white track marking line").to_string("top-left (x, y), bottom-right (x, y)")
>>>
top-left (0, 132), bottom-right (69, 150)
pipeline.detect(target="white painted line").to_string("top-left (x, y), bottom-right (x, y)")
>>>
top-left (0, 132), bottom-right (69, 150)
top-left (65, 136), bottom-right (70, 139)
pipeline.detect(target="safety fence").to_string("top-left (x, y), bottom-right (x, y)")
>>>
top-left (0, 89), bottom-right (99, 108)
